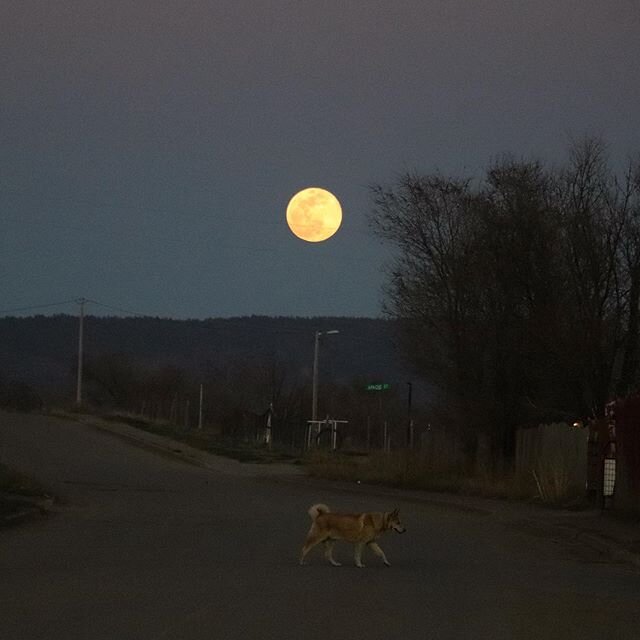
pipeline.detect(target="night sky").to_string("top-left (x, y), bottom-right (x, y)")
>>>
top-left (2, 1), bottom-right (639, 319)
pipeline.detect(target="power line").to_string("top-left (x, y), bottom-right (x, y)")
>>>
top-left (0, 298), bottom-right (79, 314)
top-left (85, 299), bottom-right (156, 318)
top-left (0, 297), bottom-right (157, 318)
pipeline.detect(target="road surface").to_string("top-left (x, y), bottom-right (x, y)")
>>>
top-left (1, 412), bottom-right (638, 639)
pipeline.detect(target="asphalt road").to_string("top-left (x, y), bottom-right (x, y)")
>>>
top-left (1, 412), bottom-right (639, 640)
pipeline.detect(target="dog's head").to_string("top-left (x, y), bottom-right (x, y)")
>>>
top-left (387, 508), bottom-right (406, 533)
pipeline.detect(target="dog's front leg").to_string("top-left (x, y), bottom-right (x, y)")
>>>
top-left (324, 540), bottom-right (342, 567)
top-left (367, 541), bottom-right (391, 566)
top-left (354, 543), bottom-right (365, 568)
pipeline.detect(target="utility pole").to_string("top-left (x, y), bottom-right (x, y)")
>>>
top-left (311, 331), bottom-right (321, 422)
top-left (311, 329), bottom-right (339, 422)
top-left (198, 384), bottom-right (203, 430)
top-left (76, 297), bottom-right (86, 407)
top-left (406, 381), bottom-right (413, 448)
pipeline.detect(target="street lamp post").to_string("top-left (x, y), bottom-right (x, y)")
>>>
top-left (311, 329), bottom-right (339, 422)
top-left (76, 297), bottom-right (87, 407)
top-left (406, 381), bottom-right (413, 448)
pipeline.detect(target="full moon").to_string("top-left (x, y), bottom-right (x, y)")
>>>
top-left (286, 187), bottom-right (342, 242)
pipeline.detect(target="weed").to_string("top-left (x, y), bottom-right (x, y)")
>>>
top-left (304, 450), bottom-right (531, 500)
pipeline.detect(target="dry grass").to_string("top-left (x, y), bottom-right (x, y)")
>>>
top-left (304, 450), bottom-right (530, 500)
top-left (515, 423), bottom-right (588, 506)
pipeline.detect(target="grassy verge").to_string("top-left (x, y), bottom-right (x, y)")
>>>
top-left (97, 412), bottom-right (301, 465)
top-left (304, 450), bottom-right (539, 502)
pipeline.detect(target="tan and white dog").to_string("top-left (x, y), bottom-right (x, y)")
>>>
top-left (299, 503), bottom-right (406, 568)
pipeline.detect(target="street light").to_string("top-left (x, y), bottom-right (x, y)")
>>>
top-left (311, 330), bottom-right (339, 422)
top-left (76, 297), bottom-right (87, 407)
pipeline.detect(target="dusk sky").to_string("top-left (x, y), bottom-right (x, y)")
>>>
top-left (2, 1), bottom-right (639, 319)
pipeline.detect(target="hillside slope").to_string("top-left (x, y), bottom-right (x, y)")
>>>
top-left (0, 315), bottom-right (426, 401)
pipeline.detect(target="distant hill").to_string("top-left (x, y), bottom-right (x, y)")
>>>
top-left (0, 315), bottom-right (431, 404)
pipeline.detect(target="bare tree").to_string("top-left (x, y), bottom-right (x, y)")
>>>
top-left (369, 140), bottom-right (639, 463)
top-left (616, 158), bottom-right (640, 395)
top-left (477, 157), bottom-right (560, 453)
top-left (370, 174), bottom-right (483, 398)
top-left (556, 138), bottom-right (627, 412)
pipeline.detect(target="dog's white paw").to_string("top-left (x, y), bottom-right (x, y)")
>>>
top-left (330, 561), bottom-right (342, 567)
top-left (355, 563), bottom-right (365, 568)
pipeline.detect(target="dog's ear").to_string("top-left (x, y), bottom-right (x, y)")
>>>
top-left (391, 508), bottom-right (399, 517)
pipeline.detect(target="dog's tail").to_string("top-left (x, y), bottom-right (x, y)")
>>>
top-left (308, 503), bottom-right (330, 520)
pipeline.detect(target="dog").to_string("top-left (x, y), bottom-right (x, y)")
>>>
top-left (299, 503), bottom-right (406, 567)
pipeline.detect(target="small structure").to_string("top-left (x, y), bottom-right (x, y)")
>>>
top-left (258, 403), bottom-right (275, 449)
top-left (306, 417), bottom-right (348, 451)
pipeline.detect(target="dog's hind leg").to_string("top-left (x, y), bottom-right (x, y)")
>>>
top-left (367, 541), bottom-right (391, 567)
top-left (323, 540), bottom-right (342, 567)
top-left (299, 531), bottom-right (323, 565)
top-left (354, 543), bottom-right (365, 568)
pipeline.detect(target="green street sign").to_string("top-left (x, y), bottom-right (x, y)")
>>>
top-left (366, 383), bottom-right (390, 392)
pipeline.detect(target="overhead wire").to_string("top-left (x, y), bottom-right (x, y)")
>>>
top-left (84, 299), bottom-right (159, 318)
top-left (0, 298), bottom-right (79, 314)
top-left (0, 297), bottom-right (156, 318)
